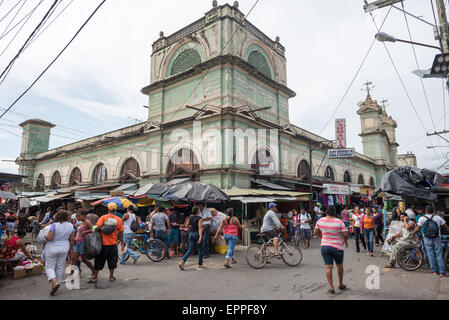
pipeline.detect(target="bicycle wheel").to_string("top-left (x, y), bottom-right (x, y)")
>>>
top-left (245, 245), bottom-right (267, 269)
top-left (397, 245), bottom-right (423, 271)
top-left (280, 242), bottom-right (302, 266)
top-left (145, 239), bottom-right (166, 262)
top-left (444, 250), bottom-right (449, 272)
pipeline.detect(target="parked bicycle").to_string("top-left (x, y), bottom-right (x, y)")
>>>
top-left (31, 220), bottom-right (40, 243)
top-left (246, 232), bottom-right (302, 269)
top-left (122, 230), bottom-right (166, 262)
top-left (396, 236), bottom-right (441, 271)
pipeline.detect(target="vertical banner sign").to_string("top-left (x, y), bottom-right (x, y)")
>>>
top-left (335, 119), bottom-right (346, 148)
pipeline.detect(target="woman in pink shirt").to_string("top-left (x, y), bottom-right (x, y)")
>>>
top-left (314, 205), bottom-right (349, 294)
top-left (214, 208), bottom-right (243, 268)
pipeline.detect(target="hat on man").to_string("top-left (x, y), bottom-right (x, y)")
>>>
top-left (107, 203), bottom-right (117, 212)
top-left (268, 203), bottom-right (277, 209)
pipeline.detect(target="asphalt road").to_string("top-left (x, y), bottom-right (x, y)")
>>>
top-left (1, 237), bottom-right (448, 300)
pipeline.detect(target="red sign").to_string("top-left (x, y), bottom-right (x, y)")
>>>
top-left (335, 119), bottom-right (346, 148)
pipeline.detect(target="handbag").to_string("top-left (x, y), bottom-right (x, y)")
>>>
top-left (36, 224), bottom-right (51, 243)
top-left (130, 216), bottom-right (139, 232)
top-left (83, 230), bottom-right (103, 259)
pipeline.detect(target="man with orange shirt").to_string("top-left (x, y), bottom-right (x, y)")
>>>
top-left (89, 203), bottom-right (125, 283)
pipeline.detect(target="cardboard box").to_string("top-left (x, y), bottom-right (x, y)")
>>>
top-left (13, 265), bottom-right (43, 280)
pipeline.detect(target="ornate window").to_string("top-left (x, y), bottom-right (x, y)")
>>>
top-left (370, 177), bottom-right (375, 187)
top-left (92, 163), bottom-right (107, 185)
top-left (167, 148), bottom-right (200, 176)
top-left (251, 149), bottom-right (275, 175)
top-left (358, 174), bottom-right (365, 185)
top-left (343, 171), bottom-right (351, 183)
top-left (120, 158), bottom-right (140, 181)
top-left (248, 50), bottom-right (272, 79)
top-left (69, 168), bottom-right (82, 186)
top-left (297, 160), bottom-right (310, 182)
top-left (170, 49), bottom-right (202, 76)
top-left (36, 174), bottom-right (45, 192)
top-left (51, 171), bottom-right (61, 190)
top-left (325, 166), bottom-right (334, 181)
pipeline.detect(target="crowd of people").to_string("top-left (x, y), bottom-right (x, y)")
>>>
top-left (1, 198), bottom-right (448, 297)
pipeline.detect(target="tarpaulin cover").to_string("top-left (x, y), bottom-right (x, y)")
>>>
top-left (161, 181), bottom-right (230, 202)
top-left (373, 166), bottom-right (444, 201)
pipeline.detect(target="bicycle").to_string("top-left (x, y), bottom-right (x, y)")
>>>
top-left (31, 221), bottom-right (40, 243)
top-left (246, 232), bottom-right (302, 269)
top-left (122, 230), bottom-right (167, 262)
top-left (396, 238), bottom-right (430, 271)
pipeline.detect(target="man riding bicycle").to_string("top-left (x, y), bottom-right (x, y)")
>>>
top-left (260, 203), bottom-right (284, 258)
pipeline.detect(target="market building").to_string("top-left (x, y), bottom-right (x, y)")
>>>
top-left (15, 1), bottom-right (416, 207)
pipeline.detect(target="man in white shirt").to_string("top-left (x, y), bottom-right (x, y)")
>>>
top-left (198, 203), bottom-right (212, 258)
top-left (299, 209), bottom-right (312, 248)
top-left (210, 208), bottom-right (226, 235)
top-left (414, 205), bottom-right (449, 276)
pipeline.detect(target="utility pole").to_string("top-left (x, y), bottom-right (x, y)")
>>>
top-left (309, 145), bottom-right (313, 212)
top-left (436, 0), bottom-right (449, 53)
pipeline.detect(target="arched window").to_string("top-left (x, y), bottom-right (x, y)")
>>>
top-left (120, 158), bottom-right (140, 181)
top-left (92, 163), bottom-right (107, 185)
top-left (251, 149), bottom-right (275, 175)
top-left (343, 171), bottom-right (351, 183)
top-left (170, 49), bottom-right (202, 76)
top-left (325, 166), bottom-right (334, 181)
top-left (248, 50), bottom-right (272, 79)
top-left (297, 160), bottom-right (310, 182)
top-left (69, 168), bottom-right (82, 186)
top-left (358, 174), bottom-right (365, 185)
top-left (51, 171), bottom-right (61, 189)
top-left (36, 174), bottom-right (45, 192)
top-left (370, 177), bottom-right (375, 187)
top-left (167, 148), bottom-right (200, 176)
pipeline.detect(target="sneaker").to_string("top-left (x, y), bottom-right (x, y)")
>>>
top-left (196, 266), bottom-right (206, 270)
top-left (440, 273), bottom-right (447, 277)
top-left (433, 272), bottom-right (439, 276)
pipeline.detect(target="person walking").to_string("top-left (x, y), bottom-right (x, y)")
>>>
top-left (179, 213), bottom-right (190, 257)
top-left (362, 208), bottom-right (376, 256)
top-left (414, 205), bottom-right (449, 277)
top-left (66, 210), bottom-right (95, 281)
top-left (43, 210), bottom-right (75, 296)
top-left (198, 202), bottom-right (212, 258)
top-left (89, 203), bottom-right (125, 283)
top-left (120, 205), bottom-right (140, 265)
top-left (214, 208), bottom-right (244, 268)
top-left (5, 212), bottom-right (17, 237)
top-left (350, 206), bottom-right (366, 252)
top-left (179, 206), bottom-right (205, 271)
top-left (150, 206), bottom-right (171, 259)
top-left (314, 206), bottom-right (348, 295)
top-left (341, 206), bottom-right (352, 238)
top-left (373, 207), bottom-right (384, 246)
top-left (299, 208), bottom-right (312, 248)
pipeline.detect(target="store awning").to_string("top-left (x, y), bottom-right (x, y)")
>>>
top-left (166, 178), bottom-right (190, 186)
top-left (112, 183), bottom-right (138, 191)
top-left (17, 192), bottom-right (47, 198)
top-left (271, 196), bottom-right (299, 202)
top-left (230, 197), bottom-right (275, 203)
top-left (75, 193), bottom-right (111, 201)
top-left (251, 179), bottom-right (293, 191)
top-left (0, 191), bottom-right (17, 199)
top-left (223, 188), bottom-right (310, 198)
top-left (272, 178), bottom-right (325, 189)
top-left (132, 183), bottom-right (154, 198)
top-left (30, 193), bottom-right (72, 203)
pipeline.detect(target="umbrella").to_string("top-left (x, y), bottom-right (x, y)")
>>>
top-left (160, 181), bottom-right (230, 202)
top-left (91, 197), bottom-right (137, 210)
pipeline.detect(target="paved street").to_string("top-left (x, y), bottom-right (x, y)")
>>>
top-left (1, 237), bottom-right (448, 300)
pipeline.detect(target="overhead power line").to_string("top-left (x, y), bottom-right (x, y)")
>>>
top-left (0, 0), bottom-right (107, 120)
top-left (0, 0), bottom-right (24, 24)
top-left (0, 0), bottom-right (27, 39)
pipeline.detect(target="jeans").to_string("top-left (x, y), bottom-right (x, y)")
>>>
top-left (182, 231), bottom-right (203, 266)
top-left (202, 224), bottom-right (211, 256)
top-left (120, 233), bottom-right (139, 263)
top-left (423, 236), bottom-right (447, 274)
top-left (375, 224), bottom-right (384, 244)
top-left (354, 227), bottom-right (366, 251)
top-left (224, 234), bottom-right (238, 259)
top-left (180, 230), bottom-right (189, 255)
top-left (287, 222), bottom-right (294, 241)
top-left (363, 228), bottom-right (375, 253)
top-left (155, 229), bottom-right (169, 258)
top-left (343, 222), bottom-right (353, 238)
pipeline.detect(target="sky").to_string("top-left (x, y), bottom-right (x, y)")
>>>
top-left (0, 0), bottom-right (448, 175)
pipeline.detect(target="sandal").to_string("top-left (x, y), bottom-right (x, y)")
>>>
top-left (231, 260), bottom-right (237, 264)
top-left (224, 263), bottom-right (231, 268)
top-left (50, 283), bottom-right (60, 296)
top-left (178, 262), bottom-right (184, 271)
top-left (384, 264), bottom-right (395, 268)
top-left (338, 285), bottom-right (347, 291)
top-left (88, 279), bottom-right (98, 284)
top-left (328, 289), bottom-right (335, 294)
top-left (109, 277), bottom-right (116, 282)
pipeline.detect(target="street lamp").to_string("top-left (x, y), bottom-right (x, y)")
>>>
top-left (375, 32), bottom-right (443, 52)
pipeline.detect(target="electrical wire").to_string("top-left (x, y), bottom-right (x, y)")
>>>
top-left (0, 0), bottom-right (27, 39)
top-left (0, 0), bottom-right (42, 41)
top-left (365, 1), bottom-right (443, 163)
top-left (318, 6), bottom-right (392, 136)
top-left (0, 0), bottom-right (59, 85)
top-left (0, 0), bottom-right (106, 120)
top-left (0, 0), bottom-right (24, 24)
top-left (165, 0), bottom-right (261, 123)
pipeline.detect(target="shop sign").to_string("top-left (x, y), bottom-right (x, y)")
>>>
top-left (335, 119), bottom-right (346, 148)
top-left (328, 148), bottom-right (354, 158)
top-left (323, 184), bottom-right (350, 195)
top-left (259, 163), bottom-right (275, 175)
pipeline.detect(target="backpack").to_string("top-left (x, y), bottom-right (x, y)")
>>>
top-left (102, 216), bottom-right (117, 235)
top-left (422, 215), bottom-right (440, 238)
top-left (130, 215), bottom-right (139, 232)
